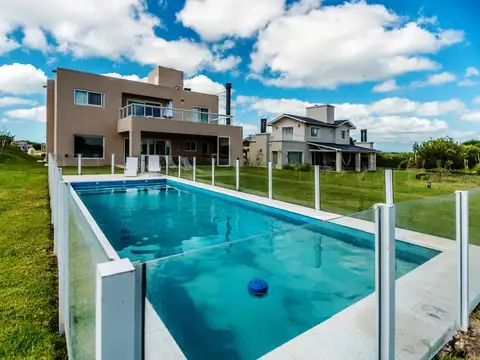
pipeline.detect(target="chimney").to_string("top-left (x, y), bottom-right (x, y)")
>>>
top-left (361, 129), bottom-right (368, 142)
top-left (226, 82), bottom-right (232, 125)
top-left (260, 118), bottom-right (267, 133)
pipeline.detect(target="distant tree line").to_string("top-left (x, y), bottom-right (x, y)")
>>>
top-left (378, 137), bottom-right (480, 172)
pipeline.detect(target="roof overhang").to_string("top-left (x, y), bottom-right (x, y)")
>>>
top-left (267, 114), bottom-right (304, 125)
top-left (335, 120), bottom-right (356, 129)
top-left (307, 142), bottom-right (378, 153)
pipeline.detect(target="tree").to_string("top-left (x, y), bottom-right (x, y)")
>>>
top-left (414, 136), bottom-right (464, 170)
top-left (350, 137), bottom-right (357, 146)
top-left (0, 126), bottom-right (14, 152)
top-left (463, 139), bottom-right (480, 146)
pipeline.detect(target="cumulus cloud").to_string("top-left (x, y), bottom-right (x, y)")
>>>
top-left (458, 66), bottom-right (479, 87)
top-left (4, 105), bottom-right (46, 122)
top-left (0, 63), bottom-right (47, 94)
top-left (474, 96), bottom-right (480, 105)
top-left (461, 111), bottom-right (480, 122)
top-left (102, 73), bottom-right (147, 82)
top-left (177, 0), bottom-right (285, 41)
top-left (0, 97), bottom-right (37, 107)
top-left (250, 1), bottom-right (463, 88)
top-left (184, 75), bottom-right (225, 94)
top-left (466, 67), bottom-right (480, 78)
top-left (372, 79), bottom-right (400, 93)
top-left (411, 72), bottom-right (457, 87)
top-left (0, 0), bottom-right (237, 75)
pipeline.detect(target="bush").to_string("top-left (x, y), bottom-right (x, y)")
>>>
top-left (474, 164), bottom-right (480, 175)
top-left (282, 164), bottom-right (295, 171)
top-left (377, 152), bottom-right (413, 168)
top-left (295, 163), bottom-right (312, 172)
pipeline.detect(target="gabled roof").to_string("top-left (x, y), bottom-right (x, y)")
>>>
top-left (307, 142), bottom-right (379, 153)
top-left (268, 114), bottom-right (356, 129)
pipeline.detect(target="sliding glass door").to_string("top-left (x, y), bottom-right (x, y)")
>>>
top-left (218, 137), bottom-right (230, 166)
top-left (141, 139), bottom-right (171, 156)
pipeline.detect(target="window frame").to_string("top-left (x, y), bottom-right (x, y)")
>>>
top-left (287, 151), bottom-right (303, 165)
top-left (74, 89), bottom-right (105, 107)
top-left (310, 127), bottom-right (320, 137)
top-left (191, 107), bottom-right (209, 123)
top-left (185, 141), bottom-right (197, 152)
top-left (341, 130), bottom-right (346, 140)
top-left (73, 134), bottom-right (105, 159)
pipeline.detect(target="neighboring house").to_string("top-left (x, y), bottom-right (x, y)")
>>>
top-left (46, 66), bottom-right (242, 167)
top-left (11, 140), bottom-right (31, 152)
top-left (245, 105), bottom-right (378, 172)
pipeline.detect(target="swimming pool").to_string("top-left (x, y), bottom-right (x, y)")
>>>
top-left (73, 179), bottom-right (439, 360)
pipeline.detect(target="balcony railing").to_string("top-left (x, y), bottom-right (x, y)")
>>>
top-left (270, 134), bottom-right (305, 141)
top-left (119, 103), bottom-right (233, 125)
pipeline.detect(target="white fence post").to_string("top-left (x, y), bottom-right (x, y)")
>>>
top-left (54, 167), bottom-right (62, 255)
top-left (111, 154), bottom-right (115, 175)
top-left (212, 158), bottom-right (215, 186)
top-left (165, 156), bottom-right (169, 176)
top-left (140, 155), bottom-right (145, 174)
top-left (96, 259), bottom-right (136, 360)
top-left (456, 190), bottom-right (469, 331)
top-left (178, 156), bottom-right (182, 178)
top-left (375, 203), bottom-right (395, 360)
top-left (193, 157), bottom-right (196, 182)
top-left (78, 154), bottom-right (82, 175)
top-left (236, 158), bottom-right (240, 191)
top-left (268, 161), bottom-right (273, 199)
top-left (58, 182), bottom-right (69, 335)
top-left (314, 165), bottom-right (320, 210)
top-left (384, 169), bottom-right (394, 205)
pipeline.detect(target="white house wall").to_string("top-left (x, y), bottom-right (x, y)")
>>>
top-left (334, 124), bottom-right (351, 145)
top-left (270, 117), bottom-right (305, 140)
top-left (304, 124), bottom-right (335, 143)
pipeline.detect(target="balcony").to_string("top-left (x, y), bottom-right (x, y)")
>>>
top-left (270, 134), bottom-right (305, 141)
top-left (119, 103), bottom-right (233, 125)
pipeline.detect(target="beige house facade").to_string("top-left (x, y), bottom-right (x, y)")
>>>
top-left (46, 66), bottom-right (242, 167)
top-left (245, 105), bottom-right (378, 172)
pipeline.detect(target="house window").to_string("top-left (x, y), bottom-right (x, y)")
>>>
top-left (74, 135), bottom-right (104, 158)
top-left (311, 127), bottom-right (320, 137)
top-left (341, 130), bottom-right (346, 140)
top-left (74, 90), bottom-right (104, 107)
top-left (186, 141), bottom-right (197, 152)
top-left (288, 152), bottom-right (303, 165)
top-left (192, 107), bottom-right (209, 123)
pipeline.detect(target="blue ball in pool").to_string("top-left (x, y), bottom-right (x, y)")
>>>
top-left (248, 278), bottom-right (268, 297)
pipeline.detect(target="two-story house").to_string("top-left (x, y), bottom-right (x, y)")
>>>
top-left (46, 66), bottom-right (243, 167)
top-left (246, 104), bottom-right (378, 172)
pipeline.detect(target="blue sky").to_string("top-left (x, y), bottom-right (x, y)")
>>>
top-left (0, 0), bottom-right (479, 151)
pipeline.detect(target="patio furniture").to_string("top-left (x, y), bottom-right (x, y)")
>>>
top-left (148, 155), bottom-right (161, 174)
top-left (167, 156), bottom-right (178, 169)
top-left (182, 157), bottom-right (193, 169)
top-left (125, 157), bottom-right (138, 177)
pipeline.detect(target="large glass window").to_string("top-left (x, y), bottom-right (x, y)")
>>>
top-left (192, 107), bottom-right (209, 123)
top-left (74, 135), bottom-right (104, 158)
top-left (185, 141), bottom-right (197, 152)
top-left (287, 152), bottom-right (302, 165)
top-left (218, 137), bottom-right (230, 166)
top-left (74, 90), bottom-right (103, 107)
top-left (282, 127), bottom-right (294, 140)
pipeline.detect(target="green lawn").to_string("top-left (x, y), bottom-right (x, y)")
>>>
top-left (61, 165), bottom-right (122, 175)
top-left (0, 155), bottom-right (66, 359)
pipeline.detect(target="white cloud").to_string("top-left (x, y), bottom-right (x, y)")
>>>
top-left (102, 73), bottom-right (147, 82)
top-left (22, 27), bottom-right (49, 51)
top-left (461, 111), bottom-right (480, 122)
top-left (211, 55), bottom-right (242, 72)
top-left (474, 96), bottom-right (480, 105)
top-left (0, 118), bottom-right (12, 123)
top-left (212, 39), bottom-right (236, 52)
top-left (458, 79), bottom-right (478, 87)
top-left (372, 79), bottom-right (400, 93)
top-left (250, 2), bottom-right (463, 88)
top-left (184, 75), bottom-right (225, 94)
top-left (238, 122), bottom-right (259, 135)
top-left (177, 0), bottom-right (285, 41)
top-left (4, 106), bottom-right (46, 122)
top-left (0, 0), bottom-right (237, 75)
top-left (466, 67), bottom-right (480, 78)
top-left (0, 97), bottom-right (37, 107)
top-left (0, 63), bottom-right (47, 94)
top-left (411, 71), bottom-right (457, 87)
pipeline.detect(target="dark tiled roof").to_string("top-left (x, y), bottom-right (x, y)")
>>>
top-left (278, 114), bottom-right (355, 128)
top-left (307, 142), bottom-right (379, 153)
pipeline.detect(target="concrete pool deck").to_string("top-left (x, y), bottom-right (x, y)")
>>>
top-left (63, 173), bottom-right (480, 360)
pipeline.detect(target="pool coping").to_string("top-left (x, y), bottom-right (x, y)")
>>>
top-left (63, 173), bottom-right (479, 360)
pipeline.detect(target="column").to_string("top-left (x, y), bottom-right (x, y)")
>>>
top-left (355, 152), bottom-right (361, 172)
top-left (129, 128), bottom-right (141, 159)
top-left (369, 153), bottom-right (377, 171)
top-left (335, 151), bottom-right (343, 172)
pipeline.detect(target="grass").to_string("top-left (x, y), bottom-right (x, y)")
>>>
top-left (0, 148), bottom-right (66, 359)
top-left (61, 165), bottom-right (123, 175)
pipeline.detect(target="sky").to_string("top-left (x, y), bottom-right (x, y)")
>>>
top-left (0, 0), bottom-right (479, 152)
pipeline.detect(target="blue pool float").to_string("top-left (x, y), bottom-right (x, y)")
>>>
top-left (248, 279), bottom-right (268, 297)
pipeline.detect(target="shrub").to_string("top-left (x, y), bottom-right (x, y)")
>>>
top-left (295, 163), bottom-right (312, 172)
top-left (474, 164), bottom-right (480, 175)
top-left (282, 164), bottom-right (295, 171)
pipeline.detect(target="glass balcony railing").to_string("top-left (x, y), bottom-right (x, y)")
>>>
top-left (118, 103), bottom-right (233, 125)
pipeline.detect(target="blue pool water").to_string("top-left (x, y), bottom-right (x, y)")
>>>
top-left (75, 180), bottom-right (439, 360)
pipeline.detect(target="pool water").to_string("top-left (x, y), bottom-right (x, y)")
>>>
top-left (75, 180), bottom-right (439, 360)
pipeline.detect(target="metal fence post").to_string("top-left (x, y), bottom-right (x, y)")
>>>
top-left (178, 156), bottom-right (182, 178)
top-left (78, 154), bottom-right (82, 175)
top-left (384, 169), bottom-right (394, 205)
top-left (54, 167), bottom-right (62, 255)
top-left (212, 158), bottom-right (215, 186)
top-left (456, 190), bottom-right (469, 331)
top-left (375, 203), bottom-right (395, 360)
top-left (193, 157), bottom-right (196, 182)
top-left (314, 165), bottom-right (320, 210)
top-left (268, 161), bottom-right (273, 199)
top-left (140, 155), bottom-right (145, 174)
top-left (111, 154), bottom-right (115, 175)
top-left (165, 155), bottom-right (169, 176)
top-left (58, 182), bottom-right (69, 335)
top-left (236, 158), bottom-right (240, 191)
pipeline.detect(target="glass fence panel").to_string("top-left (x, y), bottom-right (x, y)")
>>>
top-left (167, 156), bottom-right (180, 177)
top-left (195, 157), bottom-right (213, 185)
top-left (238, 166), bottom-right (268, 197)
top-left (469, 188), bottom-right (480, 314)
top-left (68, 189), bottom-right (110, 359)
top-left (142, 210), bottom-right (378, 359)
top-left (272, 165), bottom-right (315, 208)
top-left (180, 157), bottom-right (194, 181)
top-left (214, 164), bottom-right (236, 190)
